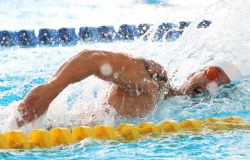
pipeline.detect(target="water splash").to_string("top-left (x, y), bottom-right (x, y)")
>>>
top-left (0, 0), bottom-right (249, 132)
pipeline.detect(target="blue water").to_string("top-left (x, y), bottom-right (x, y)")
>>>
top-left (0, 0), bottom-right (250, 159)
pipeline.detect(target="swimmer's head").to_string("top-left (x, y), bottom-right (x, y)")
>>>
top-left (180, 61), bottom-right (241, 97)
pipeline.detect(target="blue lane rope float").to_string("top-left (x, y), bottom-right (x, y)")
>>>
top-left (38, 28), bottom-right (59, 46)
top-left (0, 116), bottom-right (249, 149)
top-left (0, 20), bottom-right (211, 48)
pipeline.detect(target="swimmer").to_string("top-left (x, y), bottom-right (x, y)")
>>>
top-left (16, 50), bottom-right (241, 127)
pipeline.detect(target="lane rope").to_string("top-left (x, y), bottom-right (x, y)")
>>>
top-left (0, 20), bottom-right (211, 48)
top-left (0, 116), bottom-right (249, 149)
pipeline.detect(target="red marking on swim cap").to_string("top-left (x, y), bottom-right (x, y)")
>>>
top-left (206, 67), bottom-right (219, 81)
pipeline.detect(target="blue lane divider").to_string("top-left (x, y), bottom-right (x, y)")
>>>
top-left (197, 20), bottom-right (212, 29)
top-left (97, 26), bottom-right (117, 42)
top-left (38, 28), bottom-right (59, 46)
top-left (0, 30), bottom-right (16, 47)
top-left (117, 24), bottom-right (138, 40)
top-left (165, 29), bottom-right (183, 42)
top-left (137, 24), bottom-right (151, 36)
top-left (58, 28), bottom-right (78, 46)
top-left (154, 22), bottom-right (177, 41)
top-left (16, 30), bottom-right (38, 47)
top-left (79, 27), bottom-right (99, 42)
top-left (179, 21), bottom-right (191, 29)
top-left (137, 23), bottom-right (152, 41)
top-left (0, 20), bottom-right (211, 48)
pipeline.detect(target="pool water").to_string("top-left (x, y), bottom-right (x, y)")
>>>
top-left (0, 0), bottom-right (250, 159)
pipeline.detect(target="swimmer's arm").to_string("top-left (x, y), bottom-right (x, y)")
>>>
top-left (16, 50), bottom-right (116, 127)
top-left (48, 50), bottom-right (114, 91)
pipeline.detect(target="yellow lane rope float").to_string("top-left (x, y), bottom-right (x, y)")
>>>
top-left (0, 116), bottom-right (249, 149)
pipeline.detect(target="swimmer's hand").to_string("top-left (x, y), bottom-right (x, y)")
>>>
top-left (16, 84), bottom-right (57, 127)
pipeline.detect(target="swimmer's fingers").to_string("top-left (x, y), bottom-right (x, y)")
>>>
top-left (16, 118), bottom-right (25, 128)
top-left (16, 107), bottom-right (29, 127)
top-left (16, 111), bottom-right (36, 127)
top-left (16, 103), bottom-right (38, 127)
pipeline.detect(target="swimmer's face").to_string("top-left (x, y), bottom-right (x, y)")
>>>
top-left (180, 66), bottom-right (231, 97)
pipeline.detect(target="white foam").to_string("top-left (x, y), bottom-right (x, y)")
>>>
top-left (207, 81), bottom-right (219, 96)
top-left (0, 0), bottom-right (250, 131)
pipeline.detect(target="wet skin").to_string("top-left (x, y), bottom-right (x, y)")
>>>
top-left (16, 50), bottom-right (231, 127)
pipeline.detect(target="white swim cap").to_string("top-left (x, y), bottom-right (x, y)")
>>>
top-left (214, 61), bottom-right (242, 81)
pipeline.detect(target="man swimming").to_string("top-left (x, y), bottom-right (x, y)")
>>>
top-left (16, 50), bottom-right (241, 127)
